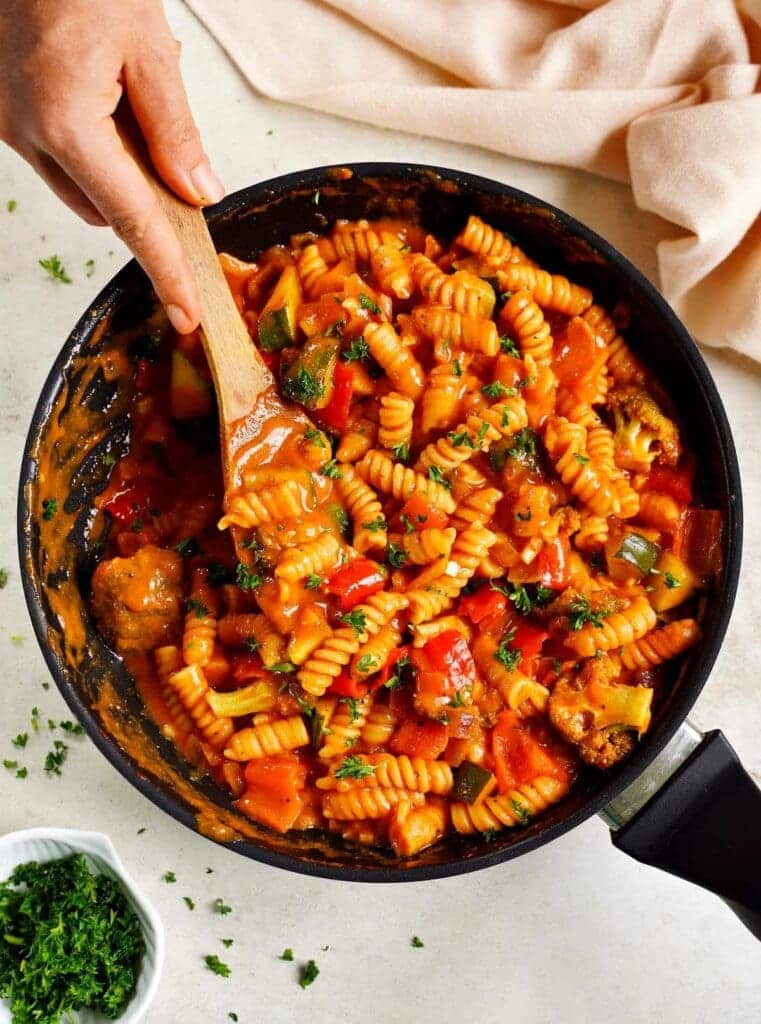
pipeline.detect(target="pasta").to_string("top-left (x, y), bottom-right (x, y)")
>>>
top-left (91, 212), bottom-right (719, 856)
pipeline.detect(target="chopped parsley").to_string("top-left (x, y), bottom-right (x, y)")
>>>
top-left (320, 459), bottom-right (342, 479)
top-left (339, 610), bottom-right (367, 636)
top-left (384, 653), bottom-right (410, 690)
top-left (0, 569), bottom-right (7, 589)
top-left (235, 562), bottom-right (263, 591)
top-left (500, 334), bottom-right (520, 356)
top-left (427, 465), bottom-right (451, 490)
top-left (535, 585), bottom-right (554, 604)
top-left (187, 598), bottom-right (209, 619)
top-left (334, 755), bottom-right (376, 780)
top-left (390, 442), bottom-right (409, 463)
top-left (481, 380), bottom-right (515, 399)
top-left (269, 662), bottom-right (297, 674)
top-left (183, 896), bottom-right (195, 910)
top-left (204, 954), bottom-right (231, 978)
top-left (41, 498), bottom-right (57, 521)
top-left (356, 654), bottom-right (379, 674)
top-left (229, 1015), bottom-right (239, 1022)
top-left (39, 254), bottom-right (71, 283)
top-left (283, 367), bottom-right (324, 406)
top-left (175, 536), bottom-right (197, 555)
top-left (452, 359), bottom-right (463, 377)
top-left (85, 258), bottom-right (96, 277)
top-left (494, 629), bottom-right (522, 672)
top-left (0, 854), bottom-right (143, 1019)
top-left (58, 721), bottom-right (84, 735)
top-left (299, 959), bottom-right (320, 989)
top-left (508, 583), bottom-right (532, 615)
top-left (341, 697), bottom-right (362, 723)
top-left (163, 871), bottom-right (177, 883)
top-left (305, 574), bottom-right (322, 590)
top-left (15, 767), bottom-right (27, 779)
top-left (411, 936), bottom-right (425, 948)
top-left (515, 510), bottom-right (532, 522)
top-left (12, 733), bottom-right (28, 748)
top-left (362, 515), bottom-right (387, 533)
top-left (213, 897), bottom-right (232, 915)
top-left (507, 428), bottom-right (538, 463)
top-left (7, 199), bottom-right (17, 212)
top-left (222, 938), bottom-right (234, 948)
top-left (387, 542), bottom-right (407, 568)
top-left (482, 827), bottom-right (497, 842)
top-left (359, 293), bottom-right (381, 315)
top-left (43, 740), bottom-right (69, 775)
top-left (102, 452), bottom-right (116, 468)
top-left (568, 595), bottom-right (611, 631)
top-left (510, 799), bottom-right (530, 826)
top-left (342, 337), bottom-right (370, 362)
top-left (664, 572), bottom-right (681, 589)
top-left (280, 948), bottom-right (294, 961)
top-left (574, 452), bottom-right (590, 465)
top-left (304, 427), bottom-right (326, 448)
top-left (447, 430), bottom-right (475, 450)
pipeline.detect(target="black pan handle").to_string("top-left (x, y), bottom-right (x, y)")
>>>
top-left (610, 730), bottom-right (761, 939)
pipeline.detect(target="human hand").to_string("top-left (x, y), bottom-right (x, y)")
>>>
top-left (0, 0), bottom-right (224, 332)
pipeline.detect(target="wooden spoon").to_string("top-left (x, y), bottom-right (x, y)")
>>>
top-left (117, 111), bottom-right (310, 555)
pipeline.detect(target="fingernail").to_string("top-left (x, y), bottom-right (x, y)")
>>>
top-left (166, 303), bottom-right (194, 333)
top-left (189, 161), bottom-right (225, 205)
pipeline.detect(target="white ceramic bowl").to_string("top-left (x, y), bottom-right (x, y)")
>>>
top-left (0, 828), bottom-right (164, 1023)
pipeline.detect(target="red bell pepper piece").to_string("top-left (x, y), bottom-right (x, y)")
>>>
top-left (535, 534), bottom-right (570, 589)
top-left (511, 620), bottom-right (549, 661)
top-left (399, 492), bottom-right (449, 531)
top-left (258, 349), bottom-right (280, 375)
top-left (328, 672), bottom-right (369, 698)
top-left (646, 464), bottom-right (694, 505)
top-left (318, 362), bottom-right (354, 431)
top-left (491, 710), bottom-right (563, 793)
top-left (326, 558), bottom-right (385, 612)
top-left (673, 508), bottom-right (722, 576)
top-left (230, 653), bottom-right (266, 685)
top-left (551, 317), bottom-right (605, 388)
top-left (100, 480), bottom-right (155, 525)
top-left (389, 719), bottom-right (448, 760)
top-left (421, 630), bottom-right (477, 690)
top-left (458, 587), bottom-right (508, 625)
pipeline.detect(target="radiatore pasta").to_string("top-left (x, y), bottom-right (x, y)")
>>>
top-left (90, 213), bottom-right (720, 857)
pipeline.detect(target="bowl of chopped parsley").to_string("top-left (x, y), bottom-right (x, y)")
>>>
top-left (0, 828), bottom-right (164, 1024)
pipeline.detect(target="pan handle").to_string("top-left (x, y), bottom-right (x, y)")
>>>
top-left (603, 726), bottom-right (761, 940)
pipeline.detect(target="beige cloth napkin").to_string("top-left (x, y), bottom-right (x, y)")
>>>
top-left (184, 0), bottom-right (761, 360)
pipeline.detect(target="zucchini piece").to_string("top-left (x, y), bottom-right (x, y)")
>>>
top-left (258, 265), bottom-right (302, 351)
top-left (452, 761), bottom-right (494, 804)
top-left (169, 349), bottom-right (212, 420)
top-left (282, 334), bottom-right (340, 410)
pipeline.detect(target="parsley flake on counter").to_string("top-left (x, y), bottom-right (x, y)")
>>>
top-left (183, 896), bottom-right (195, 910)
top-left (6, 199), bottom-right (17, 212)
top-left (221, 938), bottom-right (234, 948)
top-left (214, 897), bottom-right (232, 916)
top-left (0, 854), bottom-right (143, 1020)
top-left (163, 871), bottom-right (177, 884)
top-left (0, 569), bottom-right (7, 589)
top-left (41, 498), bottom-right (57, 521)
top-left (85, 258), bottom-right (96, 277)
top-left (411, 936), bottom-right (425, 948)
top-left (59, 720), bottom-right (84, 735)
top-left (12, 733), bottom-right (28, 749)
top-left (279, 948), bottom-right (294, 961)
top-left (43, 740), bottom-right (68, 775)
top-left (39, 254), bottom-right (72, 283)
top-left (299, 959), bottom-right (320, 989)
top-left (136, 828), bottom-right (146, 835)
top-left (229, 1015), bottom-right (239, 1022)
top-left (15, 767), bottom-right (27, 779)
top-left (204, 954), bottom-right (231, 978)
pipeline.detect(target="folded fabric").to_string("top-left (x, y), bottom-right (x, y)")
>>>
top-left (184, 0), bottom-right (761, 359)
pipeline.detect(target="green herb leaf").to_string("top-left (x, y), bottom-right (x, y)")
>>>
top-left (427, 465), bottom-right (452, 490)
top-left (500, 335), bottom-right (519, 356)
top-left (362, 515), bottom-right (387, 533)
top-left (183, 896), bottom-right (195, 910)
top-left (481, 380), bottom-right (515, 399)
top-left (356, 654), bottom-right (379, 674)
top-left (12, 733), bottom-right (28, 749)
top-left (341, 337), bottom-right (370, 362)
top-left (304, 427), bottom-right (326, 448)
top-left (494, 630), bottom-right (522, 672)
top-left (411, 936), bottom-right (424, 948)
top-left (574, 452), bottom-right (590, 465)
top-left (567, 595), bottom-right (611, 631)
top-left (42, 498), bottom-right (58, 521)
top-left (204, 953), bottom-right (231, 978)
top-left (359, 293), bottom-right (381, 315)
top-left (235, 563), bottom-right (263, 591)
top-left (175, 536), bottom-right (197, 555)
top-left (7, 199), bottom-right (17, 213)
top-left (510, 799), bottom-right (530, 826)
top-left (222, 938), bottom-right (234, 948)
top-left (85, 258), bottom-right (96, 278)
top-left (387, 542), bottom-right (407, 568)
top-left (214, 897), bottom-right (232, 915)
top-left (320, 459), bottom-right (342, 479)
top-left (304, 574), bottom-right (322, 590)
top-left (43, 740), bottom-right (69, 775)
top-left (334, 755), bottom-right (376, 780)
top-left (390, 442), bottom-right (409, 463)
top-left (280, 948), bottom-right (294, 961)
top-left (163, 871), bottom-right (177, 883)
top-left (447, 430), bottom-right (475, 450)
top-left (268, 662), bottom-right (297, 674)
top-left (187, 597), bottom-right (209, 619)
top-left (283, 366), bottom-right (325, 406)
top-left (339, 610), bottom-right (367, 636)
top-left (299, 959), bottom-right (320, 989)
top-left (452, 359), bottom-right (463, 377)
top-left (664, 571), bottom-right (681, 589)
top-left (384, 653), bottom-right (410, 690)
top-left (39, 254), bottom-right (72, 283)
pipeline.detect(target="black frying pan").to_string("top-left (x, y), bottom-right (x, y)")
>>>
top-left (17, 164), bottom-right (761, 939)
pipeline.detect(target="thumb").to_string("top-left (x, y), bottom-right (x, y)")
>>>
top-left (124, 32), bottom-right (224, 207)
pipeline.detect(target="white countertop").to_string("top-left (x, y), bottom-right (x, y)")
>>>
top-left (1, 3), bottom-right (760, 1021)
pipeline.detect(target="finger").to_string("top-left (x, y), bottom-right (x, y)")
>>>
top-left (124, 35), bottom-right (224, 207)
top-left (53, 120), bottom-right (200, 332)
top-left (30, 150), bottom-right (108, 226)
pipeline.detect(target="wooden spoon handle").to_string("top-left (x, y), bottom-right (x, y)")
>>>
top-left (116, 110), bottom-right (271, 426)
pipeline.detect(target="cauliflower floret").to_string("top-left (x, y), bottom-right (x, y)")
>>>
top-left (609, 386), bottom-right (680, 473)
top-left (548, 655), bottom-right (652, 769)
